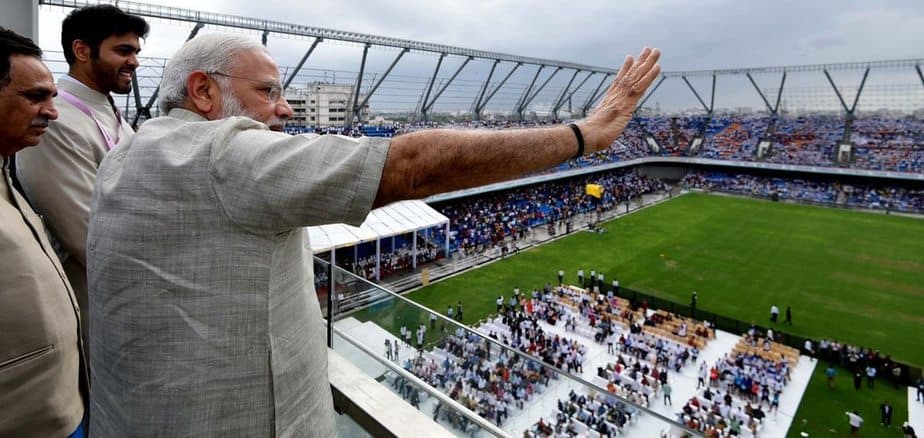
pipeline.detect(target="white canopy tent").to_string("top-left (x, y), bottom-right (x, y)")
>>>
top-left (306, 200), bottom-right (450, 282)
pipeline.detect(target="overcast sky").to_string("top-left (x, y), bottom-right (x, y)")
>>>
top-left (37, 0), bottom-right (924, 113)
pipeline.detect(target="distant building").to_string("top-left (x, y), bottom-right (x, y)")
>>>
top-left (285, 82), bottom-right (368, 128)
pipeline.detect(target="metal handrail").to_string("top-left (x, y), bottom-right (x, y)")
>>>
top-left (331, 324), bottom-right (511, 437)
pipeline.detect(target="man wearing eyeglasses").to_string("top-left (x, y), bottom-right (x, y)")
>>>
top-left (15, 6), bottom-right (149, 352)
top-left (0, 28), bottom-right (88, 438)
top-left (87, 33), bottom-right (660, 436)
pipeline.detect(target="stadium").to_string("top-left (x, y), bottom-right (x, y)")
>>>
top-left (5, 0), bottom-right (923, 436)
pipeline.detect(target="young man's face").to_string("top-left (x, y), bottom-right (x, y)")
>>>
top-left (90, 33), bottom-right (142, 94)
top-left (0, 55), bottom-right (58, 156)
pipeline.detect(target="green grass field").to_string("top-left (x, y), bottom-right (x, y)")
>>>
top-left (384, 193), bottom-right (924, 437)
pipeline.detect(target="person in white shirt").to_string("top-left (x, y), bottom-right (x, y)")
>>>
top-left (845, 411), bottom-right (863, 437)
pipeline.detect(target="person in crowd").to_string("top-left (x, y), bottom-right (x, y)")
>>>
top-left (880, 400), bottom-right (893, 427)
top-left (903, 421), bottom-right (918, 438)
top-left (0, 28), bottom-right (88, 437)
top-left (15, 6), bottom-right (149, 350)
top-left (86, 32), bottom-right (661, 436)
top-left (846, 410), bottom-right (863, 437)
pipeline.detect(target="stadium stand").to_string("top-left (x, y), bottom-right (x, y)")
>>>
top-left (681, 170), bottom-right (924, 213)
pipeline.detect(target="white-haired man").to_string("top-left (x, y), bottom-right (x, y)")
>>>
top-left (88, 33), bottom-right (660, 436)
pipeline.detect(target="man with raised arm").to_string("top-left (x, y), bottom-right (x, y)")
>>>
top-left (87, 33), bottom-right (660, 436)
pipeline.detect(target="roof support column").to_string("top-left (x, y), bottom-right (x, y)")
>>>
top-left (355, 48), bottom-right (409, 121)
top-left (555, 71), bottom-right (595, 118)
top-left (419, 53), bottom-right (446, 120)
top-left (515, 65), bottom-right (545, 119)
top-left (283, 37), bottom-right (323, 89)
top-left (681, 75), bottom-right (712, 113)
top-left (350, 43), bottom-right (371, 126)
top-left (412, 230), bottom-right (418, 269)
top-left (519, 66), bottom-right (563, 119)
top-left (375, 238), bottom-right (381, 282)
top-left (581, 74), bottom-right (611, 117)
top-left (635, 75), bottom-right (666, 113)
top-left (422, 56), bottom-right (474, 116)
top-left (551, 70), bottom-right (581, 119)
top-left (132, 23), bottom-right (204, 128)
top-left (444, 222), bottom-right (450, 259)
top-left (477, 62), bottom-right (521, 117)
top-left (472, 59), bottom-right (500, 120)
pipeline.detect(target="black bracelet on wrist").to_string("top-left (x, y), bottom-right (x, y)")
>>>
top-left (568, 123), bottom-right (585, 159)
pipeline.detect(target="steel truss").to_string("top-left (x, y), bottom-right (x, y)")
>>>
top-left (39, 0), bottom-right (924, 124)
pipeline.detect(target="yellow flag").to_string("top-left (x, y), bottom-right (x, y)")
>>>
top-left (586, 184), bottom-right (603, 199)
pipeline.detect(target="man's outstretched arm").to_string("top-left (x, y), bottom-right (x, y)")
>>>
top-left (374, 47), bottom-right (661, 207)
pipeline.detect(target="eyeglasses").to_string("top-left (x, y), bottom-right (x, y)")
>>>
top-left (206, 71), bottom-right (284, 103)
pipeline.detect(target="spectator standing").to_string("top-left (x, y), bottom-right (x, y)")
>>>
top-left (577, 268), bottom-right (584, 286)
top-left (917, 377), bottom-right (924, 403)
top-left (826, 366), bottom-right (837, 389)
top-left (770, 304), bottom-right (780, 324)
top-left (662, 382), bottom-right (672, 406)
top-left (866, 365), bottom-right (877, 389)
top-left (846, 411), bottom-right (863, 437)
top-left (854, 371), bottom-right (863, 390)
top-left (880, 400), bottom-right (893, 426)
top-left (558, 269), bottom-right (564, 285)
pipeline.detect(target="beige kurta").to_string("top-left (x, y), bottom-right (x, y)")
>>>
top-left (15, 75), bottom-right (135, 349)
top-left (88, 109), bottom-right (389, 437)
top-left (0, 158), bottom-right (87, 437)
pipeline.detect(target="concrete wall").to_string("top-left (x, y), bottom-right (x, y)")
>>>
top-left (1, 0), bottom-right (39, 41)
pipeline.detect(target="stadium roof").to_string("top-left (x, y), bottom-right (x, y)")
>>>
top-left (307, 200), bottom-right (449, 254)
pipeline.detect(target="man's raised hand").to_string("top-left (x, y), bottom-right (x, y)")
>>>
top-left (579, 47), bottom-right (661, 153)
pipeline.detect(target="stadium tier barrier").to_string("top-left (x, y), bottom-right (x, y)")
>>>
top-left (613, 286), bottom-right (922, 386)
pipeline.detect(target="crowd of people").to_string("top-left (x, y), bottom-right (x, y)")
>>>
top-left (343, 240), bottom-right (443, 280)
top-left (817, 339), bottom-right (908, 390)
top-left (530, 389), bottom-right (640, 437)
top-left (432, 169), bottom-right (668, 254)
top-left (405, 328), bottom-right (557, 428)
top-left (675, 350), bottom-right (789, 436)
top-left (308, 113), bottom-right (921, 176)
top-left (682, 170), bottom-right (924, 213)
top-left (383, 114), bottom-right (923, 174)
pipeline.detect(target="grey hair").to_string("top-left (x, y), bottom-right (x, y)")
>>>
top-left (158, 33), bottom-right (266, 114)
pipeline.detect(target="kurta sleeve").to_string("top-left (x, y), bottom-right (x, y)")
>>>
top-left (208, 118), bottom-right (390, 232)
